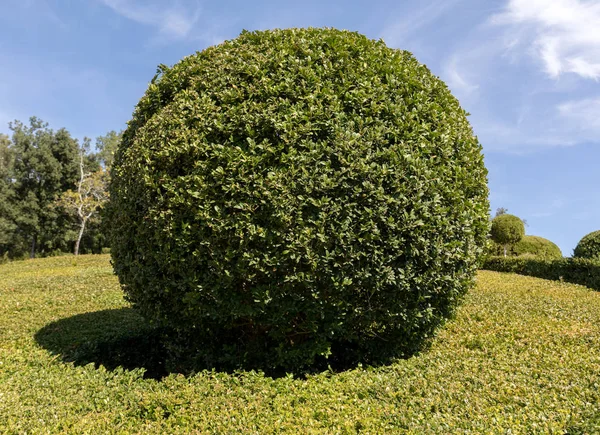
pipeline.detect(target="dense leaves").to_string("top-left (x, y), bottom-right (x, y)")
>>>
top-left (573, 230), bottom-right (600, 260)
top-left (482, 256), bottom-right (600, 291)
top-left (108, 28), bottom-right (490, 370)
top-left (0, 119), bottom-right (114, 260)
top-left (3, 118), bottom-right (79, 258)
top-left (2, 256), bottom-right (600, 432)
top-left (489, 235), bottom-right (562, 259)
top-left (490, 214), bottom-right (524, 257)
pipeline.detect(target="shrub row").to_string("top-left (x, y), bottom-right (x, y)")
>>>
top-left (482, 256), bottom-right (600, 292)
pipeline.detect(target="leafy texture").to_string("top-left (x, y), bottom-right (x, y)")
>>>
top-left (56, 138), bottom-right (109, 256)
top-left (482, 256), bottom-right (600, 292)
top-left (107, 28), bottom-right (490, 370)
top-left (573, 230), bottom-right (600, 260)
top-left (2, 118), bottom-right (79, 258)
top-left (489, 235), bottom-right (562, 259)
top-left (490, 214), bottom-right (524, 257)
top-left (1, 256), bottom-right (600, 432)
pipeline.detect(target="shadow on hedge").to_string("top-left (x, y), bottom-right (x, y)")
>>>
top-left (35, 308), bottom-right (410, 380)
top-left (35, 308), bottom-right (170, 379)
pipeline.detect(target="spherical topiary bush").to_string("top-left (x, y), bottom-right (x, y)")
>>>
top-left (107, 28), bottom-right (490, 371)
top-left (513, 235), bottom-right (562, 259)
top-left (573, 230), bottom-right (600, 260)
top-left (489, 235), bottom-right (562, 259)
top-left (490, 214), bottom-right (524, 257)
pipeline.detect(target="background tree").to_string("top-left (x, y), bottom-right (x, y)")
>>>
top-left (0, 134), bottom-right (17, 258)
top-left (490, 214), bottom-right (525, 257)
top-left (0, 119), bottom-right (117, 260)
top-left (9, 117), bottom-right (79, 258)
top-left (56, 138), bottom-right (109, 255)
top-left (495, 207), bottom-right (508, 217)
top-left (95, 130), bottom-right (122, 169)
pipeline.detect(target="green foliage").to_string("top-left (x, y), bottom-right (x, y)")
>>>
top-left (108, 28), bottom-right (490, 371)
top-left (3, 118), bottom-right (80, 258)
top-left (0, 134), bottom-right (17, 250)
top-left (489, 235), bottom-right (562, 259)
top-left (490, 214), bottom-right (525, 248)
top-left (0, 120), bottom-right (114, 260)
top-left (573, 230), bottom-right (600, 260)
top-left (2, 255), bottom-right (600, 432)
top-left (482, 256), bottom-right (600, 291)
top-left (95, 130), bottom-right (122, 169)
top-left (55, 138), bottom-right (109, 255)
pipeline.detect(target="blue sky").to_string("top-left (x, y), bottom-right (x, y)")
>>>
top-left (1, 0), bottom-right (599, 255)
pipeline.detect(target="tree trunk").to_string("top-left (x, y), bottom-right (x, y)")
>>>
top-left (30, 235), bottom-right (36, 259)
top-left (74, 219), bottom-right (86, 256)
top-left (503, 245), bottom-right (507, 257)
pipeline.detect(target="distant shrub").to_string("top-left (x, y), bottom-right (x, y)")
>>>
top-left (489, 235), bottom-right (562, 259)
top-left (107, 28), bottom-right (490, 371)
top-left (490, 214), bottom-right (524, 256)
top-left (482, 256), bottom-right (600, 292)
top-left (573, 230), bottom-right (600, 260)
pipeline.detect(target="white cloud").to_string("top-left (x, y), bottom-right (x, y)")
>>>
top-left (380, 0), bottom-right (465, 47)
top-left (443, 54), bottom-right (480, 97)
top-left (4, 0), bottom-right (67, 30)
top-left (430, 0), bottom-right (600, 151)
top-left (492, 0), bottom-right (600, 79)
top-left (99, 0), bottom-right (202, 40)
top-left (557, 96), bottom-right (600, 135)
top-left (468, 94), bottom-right (600, 152)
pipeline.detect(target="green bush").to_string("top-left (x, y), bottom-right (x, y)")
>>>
top-left (490, 214), bottom-right (524, 256)
top-left (482, 256), bottom-right (600, 292)
top-left (107, 28), bottom-right (490, 371)
top-left (489, 235), bottom-right (562, 259)
top-left (573, 230), bottom-right (600, 260)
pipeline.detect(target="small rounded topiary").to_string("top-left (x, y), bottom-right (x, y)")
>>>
top-left (489, 235), bottom-right (562, 259)
top-left (490, 214), bottom-right (525, 256)
top-left (107, 28), bottom-right (490, 370)
top-left (573, 230), bottom-right (600, 260)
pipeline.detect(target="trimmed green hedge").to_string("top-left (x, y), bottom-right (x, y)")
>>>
top-left (107, 28), bottom-right (490, 371)
top-left (488, 235), bottom-right (562, 260)
top-left (3, 255), bottom-right (600, 432)
top-left (490, 214), bottom-right (524, 251)
top-left (573, 230), bottom-right (600, 260)
top-left (482, 256), bottom-right (600, 291)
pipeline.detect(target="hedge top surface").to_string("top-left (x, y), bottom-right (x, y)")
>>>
top-left (4, 256), bottom-right (600, 433)
top-left (108, 28), bottom-right (490, 369)
top-left (514, 235), bottom-right (562, 259)
top-left (489, 235), bottom-right (562, 259)
top-left (574, 230), bottom-right (600, 259)
top-left (490, 214), bottom-right (525, 246)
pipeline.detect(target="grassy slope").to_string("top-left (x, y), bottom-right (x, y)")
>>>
top-left (1, 255), bottom-right (599, 434)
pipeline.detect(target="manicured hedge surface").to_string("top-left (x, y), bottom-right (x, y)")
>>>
top-left (574, 230), bottom-right (600, 260)
top-left (107, 28), bottom-right (489, 370)
top-left (482, 256), bottom-right (600, 291)
top-left (1, 255), bottom-right (600, 432)
top-left (488, 235), bottom-right (562, 259)
top-left (490, 214), bottom-right (524, 248)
